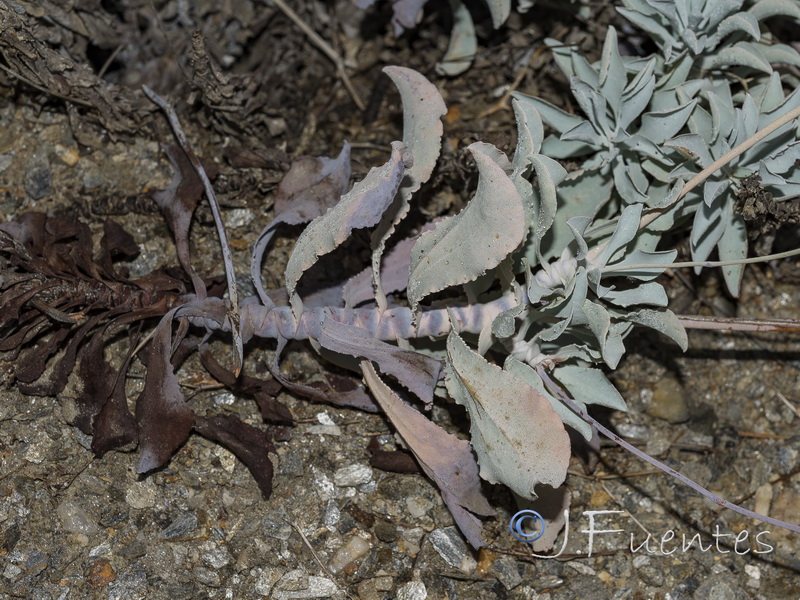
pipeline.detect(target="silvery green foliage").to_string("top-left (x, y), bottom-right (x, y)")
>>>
top-left (618, 0), bottom-right (800, 76)
top-left (513, 4), bottom-right (800, 296)
top-left (667, 76), bottom-right (800, 291)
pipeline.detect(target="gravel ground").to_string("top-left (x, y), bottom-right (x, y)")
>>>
top-left (0, 2), bottom-right (798, 598)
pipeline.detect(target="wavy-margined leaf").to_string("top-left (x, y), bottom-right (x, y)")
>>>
top-left (371, 67), bottom-right (447, 309)
top-left (250, 143), bottom-right (351, 306)
top-left (285, 142), bottom-right (407, 314)
top-left (318, 318), bottom-right (441, 406)
top-left (362, 362), bottom-right (494, 549)
top-left (445, 330), bottom-right (570, 498)
top-left (407, 143), bottom-right (526, 311)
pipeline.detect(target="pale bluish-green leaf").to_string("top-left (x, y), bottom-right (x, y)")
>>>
top-left (762, 44), bottom-right (800, 68)
top-left (703, 178), bottom-right (729, 207)
top-left (436, 0), bottom-right (476, 76)
top-left (512, 93), bottom-right (584, 135)
top-left (711, 42), bottom-right (772, 72)
top-left (593, 204), bottom-right (644, 270)
top-left (599, 27), bottom-right (626, 118)
top-left (511, 97), bottom-right (543, 168)
top-left (612, 159), bottom-right (649, 205)
top-left (665, 133), bottom-right (714, 167)
top-left (752, 72), bottom-right (784, 113)
top-left (690, 195), bottom-right (726, 266)
top-left (748, 0), bottom-right (800, 22)
top-left (540, 136), bottom-right (598, 159)
top-left (445, 330), bottom-right (571, 497)
top-left (716, 12), bottom-right (760, 43)
top-left (619, 58), bottom-right (656, 130)
top-left (538, 170), bottom-right (612, 261)
top-left (601, 281), bottom-right (669, 308)
top-left (505, 358), bottom-right (593, 441)
top-left (571, 78), bottom-right (613, 138)
top-left (605, 248), bottom-right (677, 280)
top-left (561, 120), bottom-right (605, 147)
top-left (408, 143), bottom-right (526, 311)
top-left (582, 300), bottom-right (625, 368)
top-left (530, 154), bottom-right (568, 259)
top-left (638, 100), bottom-right (697, 144)
top-left (717, 211), bottom-right (747, 297)
top-left (625, 308), bottom-right (688, 350)
top-left (555, 364), bottom-right (628, 411)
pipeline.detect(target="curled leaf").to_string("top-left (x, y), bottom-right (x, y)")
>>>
top-left (408, 143), bottom-right (526, 311)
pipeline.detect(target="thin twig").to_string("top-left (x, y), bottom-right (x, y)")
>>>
top-left (675, 315), bottom-right (800, 333)
top-left (142, 85), bottom-right (244, 376)
top-left (271, 0), bottom-right (365, 111)
top-left (640, 103), bottom-right (800, 230)
top-left (535, 366), bottom-right (800, 534)
top-left (602, 246), bottom-right (800, 273)
top-left (285, 519), bottom-right (354, 600)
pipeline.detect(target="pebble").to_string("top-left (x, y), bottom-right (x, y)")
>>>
top-left (56, 500), bottom-right (99, 537)
top-left (125, 479), bottom-right (158, 509)
top-left (160, 513), bottom-right (198, 540)
top-left (644, 375), bottom-right (691, 423)
top-left (327, 534), bottom-right (372, 573)
top-left (271, 570), bottom-right (338, 599)
top-left (333, 464), bottom-right (373, 487)
top-left (396, 581), bottom-right (427, 600)
top-left (429, 527), bottom-right (476, 573)
top-left (493, 555), bottom-right (523, 590)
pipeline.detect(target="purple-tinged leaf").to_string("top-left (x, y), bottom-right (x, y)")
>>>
top-left (371, 68), bottom-right (446, 309)
top-left (274, 142), bottom-right (351, 223)
top-left (135, 310), bottom-right (195, 474)
top-left (362, 362), bottom-right (493, 549)
top-left (319, 317), bottom-right (441, 406)
top-left (194, 414), bottom-right (275, 499)
top-left (367, 436), bottom-right (420, 473)
top-left (445, 330), bottom-right (571, 499)
top-left (198, 346), bottom-right (292, 425)
top-left (151, 143), bottom-right (216, 297)
top-left (390, 0), bottom-right (427, 34)
top-left (269, 337), bottom-right (379, 412)
top-left (285, 142), bottom-right (407, 313)
top-left (90, 333), bottom-right (138, 456)
top-left (250, 143), bottom-right (351, 306)
top-left (408, 143), bottom-right (526, 311)
top-left (345, 221), bottom-right (438, 308)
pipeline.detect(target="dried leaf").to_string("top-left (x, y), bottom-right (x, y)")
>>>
top-left (135, 311), bottom-right (195, 474)
top-left (363, 362), bottom-right (493, 548)
top-left (194, 415), bottom-right (275, 499)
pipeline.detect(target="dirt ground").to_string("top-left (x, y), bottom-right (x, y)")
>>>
top-left (0, 1), bottom-right (798, 598)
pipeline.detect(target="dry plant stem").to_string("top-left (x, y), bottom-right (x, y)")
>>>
top-left (535, 366), bottom-right (800, 535)
top-left (603, 246), bottom-right (800, 274)
top-left (676, 315), bottom-right (800, 333)
top-left (639, 103), bottom-right (800, 231)
top-left (270, 0), bottom-right (366, 111)
top-left (141, 85), bottom-right (244, 375)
